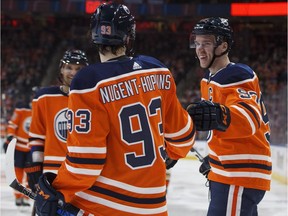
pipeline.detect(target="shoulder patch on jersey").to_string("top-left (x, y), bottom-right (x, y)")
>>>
top-left (54, 108), bottom-right (68, 142)
top-left (22, 116), bottom-right (32, 134)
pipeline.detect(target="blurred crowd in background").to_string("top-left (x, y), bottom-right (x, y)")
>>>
top-left (1, 14), bottom-right (287, 144)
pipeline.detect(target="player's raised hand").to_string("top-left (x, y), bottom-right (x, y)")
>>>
top-left (187, 100), bottom-right (231, 131)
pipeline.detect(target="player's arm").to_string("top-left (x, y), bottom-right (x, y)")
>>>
top-left (163, 79), bottom-right (196, 161)
top-left (219, 87), bottom-right (263, 138)
top-left (26, 99), bottom-right (45, 191)
top-left (4, 109), bottom-right (20, 152)
top-left (52, 90), bottom-right (108, 202)
top-left (186, 100), bottom-right (231, 132)
top-left (187, 87), bottom-right (263, 138)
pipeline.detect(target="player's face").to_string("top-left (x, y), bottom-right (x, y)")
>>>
top-left (194, 35), bottom-right (217, 68)
top-left (61, 63), bottom-right (85, 87)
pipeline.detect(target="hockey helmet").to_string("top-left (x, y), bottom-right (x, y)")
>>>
top-left (90, 3), bottom-right (136, 47)
top-left (59, 49), bottom-right (89, 68)
top-left (190, 17), bottom-right (233, 51)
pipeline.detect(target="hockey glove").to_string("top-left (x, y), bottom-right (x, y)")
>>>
top-left (199, 156), bottom-right (211, 178)
top-left (3, 136), bottom-right (14, 153)
top-left (165, 157), bottom-right (178, 170)
top-left (35, 173), bottom-right (62, 216)
top-left (25, 162), bottom-right (42, 192)
top-left (35, 173), bottom-right (81, 216)
top-left (187, 100), bottom-right (231, 131)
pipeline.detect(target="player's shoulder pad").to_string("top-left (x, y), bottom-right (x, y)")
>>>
top-left (214, 63), bottom-right (255, 85)
top-left (70, 55), bottom-right (170, 91)
top-left (34, 86), bottom-right (63, 99)
top-left (15, 102), bottom-right (30, 109)
top-left (136, 55), bottom-right (168, 69)
top-left (70, 63), bottom-right (105, 91)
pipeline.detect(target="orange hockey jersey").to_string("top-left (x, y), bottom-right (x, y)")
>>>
top-left (201, 63), bottom-right (271, 191)
top-left (7, 104), bottom-right (31, 152)
top-left (53, 55), bottom-right (196, 216)
top-left (28, 87), bottom-right (69, 174)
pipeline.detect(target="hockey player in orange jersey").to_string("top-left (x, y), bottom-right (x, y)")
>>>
top-left (34, 3), bottom-right (196, 216)
top-left (4, 98), bottom-right (33, 207)
top-left (26, 49), bottom-right (89, 193)
top-left (187, 17), bottom-right (271, 216)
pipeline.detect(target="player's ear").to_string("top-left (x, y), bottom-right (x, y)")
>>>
top-left (222, 42), bottom-right (228, 52)
top-left (60, 66), bottom-right (65, 75)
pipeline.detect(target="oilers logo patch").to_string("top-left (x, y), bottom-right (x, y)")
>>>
top-left (54, 108), bottom-right (68, 142)
top-left (22, 116), bottom-right (32, 134)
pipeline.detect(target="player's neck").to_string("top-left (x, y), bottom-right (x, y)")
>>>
top-left (209, 56), bottom-right (230, 75)
top-left (99, 48), bottom-right (126, 63)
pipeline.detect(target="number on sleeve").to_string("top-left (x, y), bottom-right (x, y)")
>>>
top-left (67, 109), bottom-right (91, 133)
top-left (75, 110), bottom-right (91, 133)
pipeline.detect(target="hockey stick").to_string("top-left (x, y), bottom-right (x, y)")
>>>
top-left (5, 138), bottom-right (82, 216)
top-left (190, 147), bottom-right (205, 162)
top-left (190, 147), bottom-right (210, 186)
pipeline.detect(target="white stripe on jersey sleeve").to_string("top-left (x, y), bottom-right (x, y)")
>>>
top-left (164, 115), bottom-right (192, 138)
top-left (96, 176), bottom-right (166, 194)
top-left (211, 167), bottom-right (271, 180)
top-left (68, 146), bottom-right (107, 154)
top-left (231, 105), bottom-right (256, 134)
top-left (75, 192), bottom-right (167, 215)
top-left (65, 162), bottom-right (102, 176)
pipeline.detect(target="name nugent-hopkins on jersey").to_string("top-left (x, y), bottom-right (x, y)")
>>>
top-left (100, 74), bottom-right (172, 104)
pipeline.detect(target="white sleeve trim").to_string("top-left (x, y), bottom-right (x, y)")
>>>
top-left (68, 146), bottom-right (107, 154)
top-left (96, 176), bottom-right (166, 194)
top-left (231, 105), bottom-right (256, 134)
top-left (165, 115), bottom-right (192, 138)
top-left (212, 167), bottom-right (271, 180)
top-left (65, 162), bottom-right (101, 176)
top-left (75, 192), bottom-right (167, 215)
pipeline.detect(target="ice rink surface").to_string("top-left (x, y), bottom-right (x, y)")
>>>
top-left (1, 154), bottom-right (287, 216)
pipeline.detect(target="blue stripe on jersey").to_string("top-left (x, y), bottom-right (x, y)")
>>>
top-left (70, 55), bottom-right (168, 91)
top-left (43, 163), bottom-right (61, 168)
top-left (89, 186), bottom-right (166, 204)
top-left (34, 86), bottom-right (67, 99)
top-left (210, 158), bottom-right (272, 171)
top-left (30, 145), bottom-right (44, 152)
top-left (15, 103), bottom-right (31, 109)
top-left (165, 126), bottom-right (196, 143)
top-left (207, 63), bottom-right (255, 85)
top-left (66, 155), bottom-right (106, 165)
top-left (238, 102), bottom-right (261, 128)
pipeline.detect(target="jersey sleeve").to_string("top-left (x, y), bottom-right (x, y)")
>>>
top-left (7, 109), bottom-right (20, 136)
top-left (163, 91), bottom-right (196, 160)
top-left (216, 84), bottom-right (263, 139)
top-left (28, 97), bottom-right (46, 157)
top-left (53, 89), bottom-right (108, 202)
top-left (161, 75), bottom-right (196, 159)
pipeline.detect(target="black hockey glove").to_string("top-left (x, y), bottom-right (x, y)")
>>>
top-left (25, 162), bottom-right (43, 192)
top-left (3, 135), bottom-right (14, 153)
top-left (187, 100), bottom-right (231, 131)
top-left (199, 156), bottom-right (211, 178)
top-left (165, 157), bottom-right (178, 170)
top-left (35, 173), bottom-right (81, 216)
